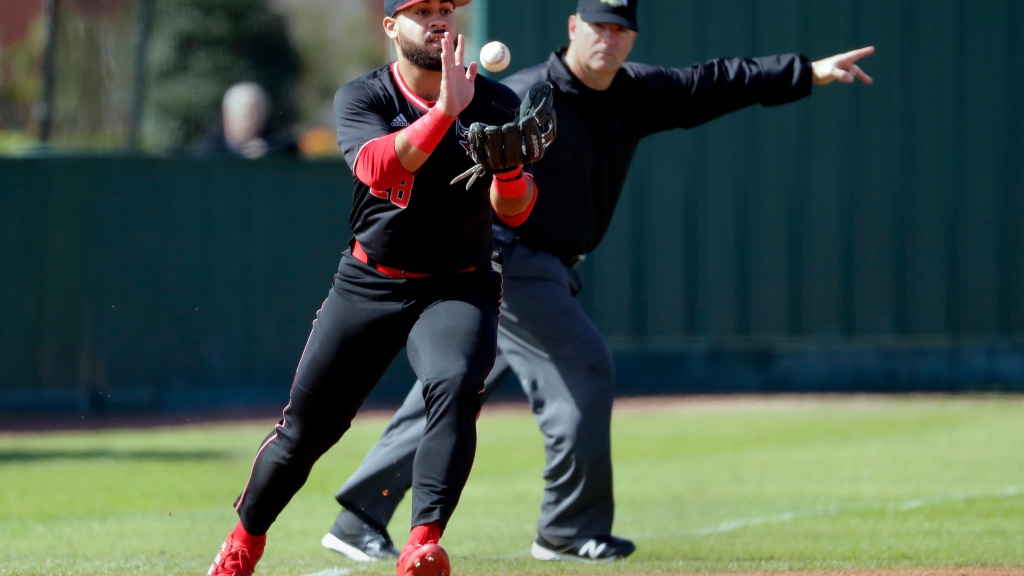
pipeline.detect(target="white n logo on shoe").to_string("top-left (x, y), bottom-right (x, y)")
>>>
top-left (577, 539), bottom-right (607, 559)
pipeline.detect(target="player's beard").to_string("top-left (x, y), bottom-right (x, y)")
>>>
top-left (396, 28), bottom-right (454, 71)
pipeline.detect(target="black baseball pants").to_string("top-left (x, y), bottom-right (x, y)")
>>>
top-left (234, 253), bottom-right (501, 535)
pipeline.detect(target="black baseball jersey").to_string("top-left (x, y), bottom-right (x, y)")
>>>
top-left (502, 49), bottom-right (813, 262)
top-left (335, 62), bottom-right (521, 274)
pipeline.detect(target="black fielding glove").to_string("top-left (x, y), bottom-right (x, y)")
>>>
top-left (451, 80), bottom-right (557, 189)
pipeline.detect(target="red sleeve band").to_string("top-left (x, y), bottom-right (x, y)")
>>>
top-left (495, 172), bottom-right (537, 228)
top-left (492, 166), bottom-right (527, 198)
top-left (405, 105), bottom-right (456, 154)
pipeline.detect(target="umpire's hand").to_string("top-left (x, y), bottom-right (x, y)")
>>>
top-left (811, 46), bottom-right (875, 85)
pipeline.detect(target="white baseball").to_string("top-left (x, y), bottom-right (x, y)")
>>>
top-left (480, 41), bottom-right (510, 73)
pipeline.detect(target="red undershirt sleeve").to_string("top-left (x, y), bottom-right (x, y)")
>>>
top-left (353, 132), bottom-right (410, 191)
top-left (494, 173), bottom-right (538, 228)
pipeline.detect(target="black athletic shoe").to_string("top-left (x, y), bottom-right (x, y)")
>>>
top-left (531, 533), bottom-right (636, 561)
top-left (321, 512), bottom-right (399, 561)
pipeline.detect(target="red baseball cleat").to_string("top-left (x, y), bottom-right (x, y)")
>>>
top-left (397, 542), bottom-right (450, 576)
top-left (207, 531), bottom-right (265, 576)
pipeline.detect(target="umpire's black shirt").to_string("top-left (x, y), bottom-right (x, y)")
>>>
top-left (501, 47), bottom-right (813, 263)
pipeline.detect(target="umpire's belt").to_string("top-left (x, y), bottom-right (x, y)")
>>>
top-left (493, 225), bottom-right (585, 268)
top-left (352, 240), bottom-right (475, 279)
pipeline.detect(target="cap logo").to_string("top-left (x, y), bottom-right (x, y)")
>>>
top-left (600, 0), bottom-right (627, 6)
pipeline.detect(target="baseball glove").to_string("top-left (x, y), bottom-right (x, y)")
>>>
top-left (451, 80), bottom-right (557, 189)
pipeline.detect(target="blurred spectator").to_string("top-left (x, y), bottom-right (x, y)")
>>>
top-left (192, 81), bottom-right (298, 159)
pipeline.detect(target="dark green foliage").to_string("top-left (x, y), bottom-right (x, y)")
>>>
top-left (145, 0), bottom-right (301, 150)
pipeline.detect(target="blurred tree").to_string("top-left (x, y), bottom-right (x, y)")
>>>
top-left (49, 1), bottom-right (136, 149)
top-left (271, 0), bottom-right (386, 130)
top-left (144, 0), bottom-right (301, 151)
top-left (0, 19), bottom-right (44, 137)
top-left (1, 1), bottom-right (136, 152)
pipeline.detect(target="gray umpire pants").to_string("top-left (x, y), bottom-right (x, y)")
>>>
top-left (333, 232), bottom-right (616, 541)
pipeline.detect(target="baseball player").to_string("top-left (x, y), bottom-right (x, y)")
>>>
top-left (320, 0), bottom-right (875, 563)
top-left (205, 1), bottom-right (551, 576)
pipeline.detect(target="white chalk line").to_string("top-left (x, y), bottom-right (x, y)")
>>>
top-left (487, 483), bottom-right (1024, 560)
top-left (653, 483), bottom-right (1024, 539)
top-left (303, 569), bottom-right (352, 576)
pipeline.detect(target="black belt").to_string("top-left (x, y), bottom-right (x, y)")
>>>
top-left (492, 226), bottom-right (586, 268)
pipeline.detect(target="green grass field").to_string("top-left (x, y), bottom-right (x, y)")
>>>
top-left (2, 394), bottom-right (1023, 576)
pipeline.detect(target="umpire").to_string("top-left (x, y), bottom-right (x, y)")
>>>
top-left (321, 0), bottom-right (875, 562)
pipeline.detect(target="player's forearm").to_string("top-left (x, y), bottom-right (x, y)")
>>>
top-left (394, 133), bottom-right (430, 173)
top-left (491, 169), bottom-right (536, 227)
top-left (397, 106), bottom-right (457, 172)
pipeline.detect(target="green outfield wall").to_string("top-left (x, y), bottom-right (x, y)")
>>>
top-left (3, 0), bottom-right (1024, 415)
top-left (1, 151), bottom-right (1021, 417)
top-left (0, 156), bottom-right (357, 414)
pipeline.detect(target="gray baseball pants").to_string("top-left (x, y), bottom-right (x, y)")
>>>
top-left (332, 234), bottom-right (616, 540)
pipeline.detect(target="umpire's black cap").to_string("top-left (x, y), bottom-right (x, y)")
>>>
top-left (576, 0), bottom-right (639, 32)
top-left (386, 0), bottom-right (471, 17)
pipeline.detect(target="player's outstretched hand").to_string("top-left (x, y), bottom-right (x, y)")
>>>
top-left (811, 46), bottom-right (875, 85)
top-left (437, 32), bottom-right (478, 117)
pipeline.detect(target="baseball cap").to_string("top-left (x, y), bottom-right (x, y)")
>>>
top-left (575, 0), bottom-right (639, 32)
top-left (385, 0), bottom-right (471, 17)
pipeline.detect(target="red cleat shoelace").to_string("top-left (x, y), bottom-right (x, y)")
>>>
top-left (208, 534), bottom-right (265, 576)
